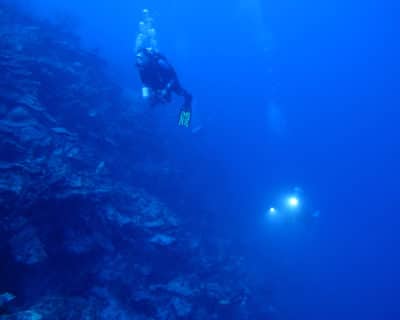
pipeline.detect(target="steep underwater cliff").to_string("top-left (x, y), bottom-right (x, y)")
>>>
top-left (0, 3), bottom-right (273, 319)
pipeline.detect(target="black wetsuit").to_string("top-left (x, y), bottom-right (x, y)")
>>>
top-left (137, 49), bottom-right (192, 108)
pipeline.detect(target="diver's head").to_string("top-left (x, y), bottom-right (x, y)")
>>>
top-left (135, 51), bottom-right (148, 68)
top-left (135, 48), bottom-right (153, 68)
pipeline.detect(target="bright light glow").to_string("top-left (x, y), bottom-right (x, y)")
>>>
top-left (288, 197), bottom-right (299, 207)
top-left (269, 207), bottom-right (277, 215)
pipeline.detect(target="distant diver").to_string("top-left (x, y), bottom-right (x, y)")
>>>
top-left (135, 9), bottom-right (192, 128)
top-left (268, 187), bottom-right (320, 225)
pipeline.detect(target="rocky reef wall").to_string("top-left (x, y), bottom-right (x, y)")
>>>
top-left (0, 3), bottom-right (274, 319)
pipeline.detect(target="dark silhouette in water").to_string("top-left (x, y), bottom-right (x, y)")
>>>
top-left (135, 47), bottom-right (192, 110)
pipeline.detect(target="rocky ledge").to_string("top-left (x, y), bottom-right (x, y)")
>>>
top-left (0, 3), bottom-right (274, 319)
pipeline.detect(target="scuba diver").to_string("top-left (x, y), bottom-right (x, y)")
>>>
top-left (135, 9), bottom-right (192, 128)
top-left (135, 48), bottom-right (193, 126)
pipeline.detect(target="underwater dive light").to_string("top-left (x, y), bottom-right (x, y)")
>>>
top-left (288, 196), bottom-right (299, 208)
top-left (268, 207), bottom-right (277, 216)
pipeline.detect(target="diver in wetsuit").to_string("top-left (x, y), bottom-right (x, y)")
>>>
top-left (135, 9), bottom-right (192, 127)
top-left (136, 48), bottom-right (192, 108)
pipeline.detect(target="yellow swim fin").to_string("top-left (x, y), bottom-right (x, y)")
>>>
top-left (178, 108), bottom-right (191, 128)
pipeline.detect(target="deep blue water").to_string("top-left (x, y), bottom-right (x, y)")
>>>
top-left (21, 0), bottom-right (400, 318)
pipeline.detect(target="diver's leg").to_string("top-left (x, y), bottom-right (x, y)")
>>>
top-left (178, 89), bottom-right (192, 110)
top-left (176, 88), bottom-right (193, 127)
top-left (172, 82), bottom-right (192, 109)
top-left (183, 91), bottom-right (192, 109)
